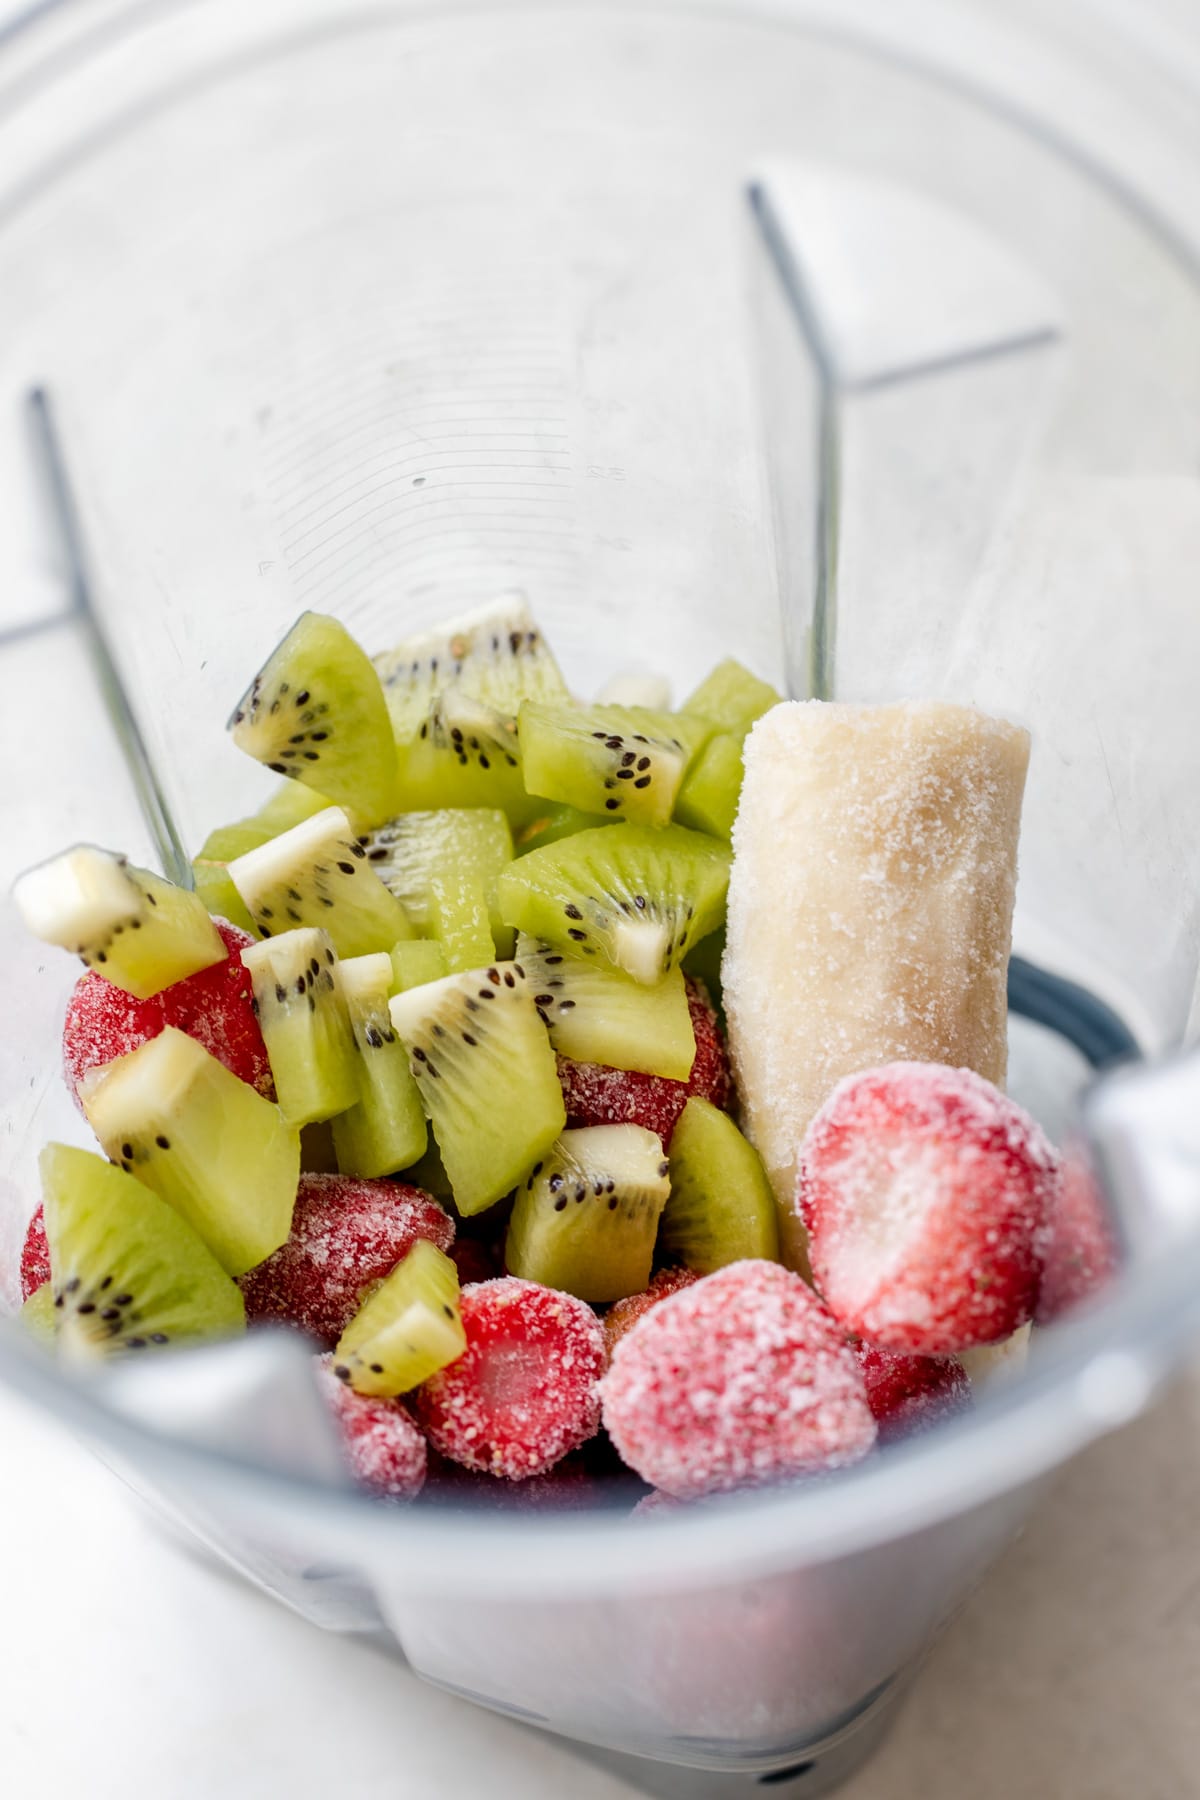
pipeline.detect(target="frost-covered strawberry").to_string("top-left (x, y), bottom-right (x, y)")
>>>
top-left (558, 979), bottom-right (731, 1147)
top-left (63, 919), bottom-right (272, 1100)
top-left (19, 1205), bottom-right (50, 1301)
top-left (1035, 1145), bottom-right (1120, 1324)
top-left (601, 1260), bottom-right (876, 1499)
top-left (239, 1174), bottom-right (454, 1347)
top-left (854, 1343), bottom-right (971, 1445)
top-left (799, 1062), bottom-right (1061, 1356)
top-left (315, 1355), bottom-right (427, 1501)
top-left (603, 1266), bottom-right (700, 1364)
top-left (414, 1277), bottom-right (605, 1479)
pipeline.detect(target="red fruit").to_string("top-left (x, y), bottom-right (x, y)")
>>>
top-left (558, 978), bottom-right (732, 1147)
top-left (601, 1261), bottom-right (876, 1499)
top-left (799, 1062), bottom-right (1061, 1356)
top-left (239, 1174), bottom-right (454, 1347)
top-left (20, 1206), bottom-right (50, 1301)
top-left (1035, 1144), bottom-right (1120, 1324)
top-left (603, 1266), bottom-right (701, 1364)
top-left (414, 1277), bottom-right (605, 1480)
top-left (315, 1356), bottom-right (427, 1502)
top-left (854, 1343), bottom-right (971, 1446)
top-left (62, 919), bottom-right (272, 1100)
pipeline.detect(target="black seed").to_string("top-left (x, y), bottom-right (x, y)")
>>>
top-left (549, 1174), bottom-right (564, 1193)
top-left (100, 1307), bottom-right (120, 1322)
top-left (370, 1363), bottom-right (384, 1375)
top-left (634, 895), bottom-right (647, 910)
top-left (413, 1047), bottom-right (428, 1062)
top-left (634, 776), bottom-right (651, 788)
top-left (275, 982), bottom-right (287, 1004)
top-left (479, 754), bottom-right (490, 770)
top-left (616, 768), bottom-right (635, 780)
top-left (155, 1135), bottom-right (170, 1150)
top-left (351, 843), bottom-right (366, 859)
top-left (637, 756), bottom-right (651, 771)
top-left (567, 928), bottom-right (587, 942)
top-left (432, 1023), bottom-right (447, 1038)
top-left (534, 993), bottom-right (554, 1007)
top-left (268, 762), bottom-right (287, 774)
top-left (150, 1333), bottom-right (169, 1345)
top-left (658, 1161), bottom-right (669, 1178)
top-left (126, 1338), bottom-right (148, 1350)
top-left (621, 751), bottom-right (636, 767)
top-left (564, 904), bottom-right (583, 920)
top-left (311, 732), bottom-right (328, 743)
top-left (546, 955), bottom-right (564, 965)
top-left (122, 1143), bottom-right (133, 1160)
top-left (320, 896), bottom-right (334, 907)
top-left (462, 1032), bottom-right (477, 1047)
top-left (100, 1276), bottom-right (113, 1291)
top-left (337, 860), bottom-right (355, 875)
top-left (559, 999), bottom-right (576, 1012)
top-left (121, 1160), bottom-right (131, 1172)
top-left (78, 1303), bottom-right (96, 1315)
top-left (296, 690), bottom-right (310, 705)
top-left (605, 736), bottom-right (623, 750)
top-left (478, 988), bottom-right (496, 1000)
top-left (334, 1365), bottom-right (351, 1382)
top-left (554, 1197), bottom-right (567, 1212)
top-left (261, 905), bottom-right (274, 919)
top-left (326, 949), bottom-right (335, 964)
top-left (287, 908), bottom-right (301, 923)
top-left (531, 1162), bottom-right (543, 1179)
top-left (443, 1304), bottom-right (455, 1319)
top-left (486, 967), bottom-right (501, 984)
top-left (608, 1196), bottom-right (618, 1210)
top-left (503, 971), bottom-right (515, 988)
top-left (114, 1294), bottom-right (132, 1307)
top-left (289, 734), bottom-right (305, 745)
top-left (633, 734), bottom-right (648, 744)
top-left (96, 951), bottom-right (107, 964)
top-left (592, 730), bottom-right (608, 740)
top-left (295, 976), bottom-right (307, 995)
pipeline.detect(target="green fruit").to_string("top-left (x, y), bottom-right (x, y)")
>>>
top-left (79, 1028), bottom-right (300, 1276)
top-left (516, 932), bottom-right (695, 1079)
top-left (518, 702), bottom-right (690, 827)
top-left (38, 1143), bottom-right (245, 1354)
top-left (661, 1097), bottom-right (780, 1271)
top-left (360, 808), bottom-right (513, 963)
top-left (516, 804), bottom-right (612, 854)
top-left (389, 940), bottom-right (449, 993)
top-left (373, 595), bottom-right (569, 742)
top-left (680, 658), bottom-right (780, 736)
top-left (229, 806), bottom-right (414, 958)
top-left (240, 928), bottom-right (359, 1127)
top-left (504, 1124), bottom-right (670, 1302)
top-left (497, 823), bottom-right (730, 985)
top-left (674, 732), bottom-right (744, 839)
top-left (190, 860), bottom-right (257, 935)
top-left (332, 1239), bottom-right (465, 1396)
top-left (19, 1283), bottom-right (58, 1347)
top-left (393, 691), bottom-right (537, 824)
top-left (331, 953), bottom-right (427, 1178)
top-left (228, 611), bottom-right (397, 827)
top-left (192, 783), bottom-right (335, 934)
top-left (14, 847), bottom-right (226, 1000)
top-left (388, 962), bottom-right (565, 1216)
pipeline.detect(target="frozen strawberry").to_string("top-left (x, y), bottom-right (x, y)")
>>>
top-left (603, 1266), bottom-right (701, 1364)
top-left (414, 1277), bottom-right (605, 1479)
top-left (854, 1342), bottom-right (971, 1445)
top-left (800, 1063), bottom-right (1060, 1356)
top-left (315, 1355), bottom-right (427, 1501)
top-left (239, 1174), bottom-right (454, 1347)
top-left (62, 919), bottom-right (272, 1100)
top-left (558, 978), bottom-right (732, 1147)
top-left (20, 1205), bottom-right (50, 1301)
top-left (1036, 1144), bottom-right (1120, 1324)
top-left (601, 1260), bottom-right (876, 1499)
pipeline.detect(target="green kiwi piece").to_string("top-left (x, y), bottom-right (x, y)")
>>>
top-left (241, 928), bottom-right (359, 1127)
top-left (680, 658), bottom-right (780, 737)
top-left (79, 1027), bottom-right (300, 1276)
top-left (394, 690), bottom-right (538, 824)
top-left (504, 1124), bottom-right (670, 1302)
top-left (39, 1143), bottom-right (245, 1354)
top-left (399, 1135), bottom-right (453, 1201)
top-left (496, 823), bottom-right (730, 986)
top-left (388, 962), bottom-right (565, 1216)
top-left (426, 869), bottom-right (497, 973)
top-left (20, 1283), bottom-right (58, 1347)
top-left (516, 803), bottom-right (612, 854)
top-left (14, 847), bottom-right (227, 1000)
top-left (229, 611), bottom-right (397, 827)
top-left (192, 784), bottom-right (334, 936)
top-left (229, 806), bottom-right (415, 957)
top-left (674, 732), bottom-right (744, 839)
top-left (390, 939), bottom-right (450, 992)
top-left (661, 1097), bottom-right (780, 1271)
top-left (332, 1239), bottom-right (465, 1396)
top-left (516, 932), bottom-right (695, 1079)
top-left (331, 953), bottom-right (427, 1178)
top-left (373, 594), bottom-right (569, 742)
top-left (359, 807), bottom-right (513, 955)
top-left (519, 702), bottom-right (690, 827)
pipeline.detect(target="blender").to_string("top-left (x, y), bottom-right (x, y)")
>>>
top-left (1, 3), bottom-right (1199, 1793)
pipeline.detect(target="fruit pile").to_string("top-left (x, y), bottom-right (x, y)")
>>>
top-left (10, 598), bottom-right (1107, 1510)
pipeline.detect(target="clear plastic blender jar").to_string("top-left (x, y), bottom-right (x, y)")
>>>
top-left (1, 3), bottom-right (1199, 1794)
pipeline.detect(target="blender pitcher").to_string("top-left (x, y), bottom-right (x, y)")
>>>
top-left (2, 3), bottom-right (1200, 1794)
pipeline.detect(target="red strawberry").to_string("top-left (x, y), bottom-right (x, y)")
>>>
top-left (414, 1277), bottom-right (604, 1480)
top-left (603, 1266), bottom-right (700, 1364)
top-left (315, 1355), bottom-right (427, 1502)
top-left (1035, 1144), bottom-right (1120, 1324)
top-left (600, 1260), bottom-right (876, 1499)
top-left (800, 1062), bottom-right (1061, 1356)
top-left (239, 1174), bottom-right (454, 1347)
top-left (558, 978), bottom-right (731, 1147)
top-left (854, 1342), bottom-right (971, 1445)
top-left (20, 1206), bottom-right (50, 1301)
top-left (62, 919), bottom-right (272, 1100)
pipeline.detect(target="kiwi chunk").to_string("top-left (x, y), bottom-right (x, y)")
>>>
top-left (331, 953), bottom-right (427, 1178)
top-left (661, 1097), bottom-right (780, 1271)
top-left (14, 846), bottom-right (226, 999)
top-left (504, 1124), bottom-right (670, 1302)
top-left (426, 869), bottom-right (497, 973)
top-left (20, 1283), bottom-right (58, 1347)
top-left (229, 806), bottom-right (414, 958)
top-left (373, 594), bottom-right (569, 742)
top-left (390, 940), bottom-right (450, 992)
top-left (497, 824), bottom-right (730, 986)
top-left (192, 782), bottom-right (335, 933)
top-left (674, 732), bottom-right (744, 839)
top-left (79, 1027), bottom-right (300, 1275)
top-left (388, 962), bottom-right (565, 1216)
top-left (519, 702), bottom-right (690, 827)
top-left (517, 932), bottom-right (695, 1079)
top-left (332, 1239), bottom-right (465, 1396)
top-left (681, 658), bottom-right (780, 736)
top-left (229, 611), bottom-right (397, 827)
top-left (39, 1143), bottom-right (244, 1355)
top-left (241, 928), bottom-right (359, 1127)
top-left (394, 690), bottom-right (537, 823)
top-left (360, 806), bottom-right (514, 960)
